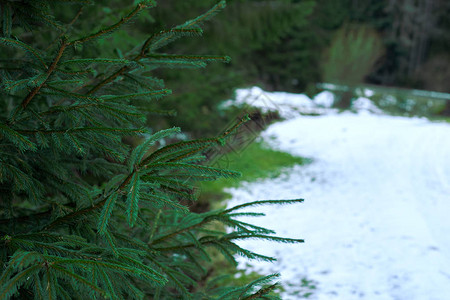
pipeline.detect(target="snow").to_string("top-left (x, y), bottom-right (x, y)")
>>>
top-left (225, 88), bottom-right (450, 299)
top-left (313, 91), bottom-right (335, 108)
top-left (351, 97), bottom-right (382, 113)
top-left (221, 87), bottom-right (335, 118)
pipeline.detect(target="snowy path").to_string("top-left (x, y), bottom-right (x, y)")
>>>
top-left (227, 111), bottom-right (450, 300)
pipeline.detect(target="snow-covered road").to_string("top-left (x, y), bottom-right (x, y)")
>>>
top-left (226, 89), bottom-right (450, 299)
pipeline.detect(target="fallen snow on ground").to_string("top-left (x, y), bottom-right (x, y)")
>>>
top-left (226, 88), bottom-right (450, 300)
top-left (222, 87), bottom-right (336, 118)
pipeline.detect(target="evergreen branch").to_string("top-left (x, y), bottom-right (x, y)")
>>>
top-left (141, 193), bottom-right (189, 212)
top-left (51, 0), bottom-right (92, 3)
top-left (97, 193), bottom-right (119, 235)
top-left (146, 54), bottom-right (231, 64)
top-left (69, 1), bottom-right (156, 45)
top-left (40, 102), bottom-right (143, 123)
top-left (40, 11), bottom-right (64, 31)
top-left (5, 39), bottom-right (68, 123)
top-left (0, 265), bottom-right (41, 300)
top-left (33, 273), bottom-right (44, 300)
top-left (117, 252), bottom-right (165, 282)
top-left (101, 89), bottom-right (171, 102)
top-left (154, 232), bottom-right (303, 255)
top-left (215, 287), bottom-right (242, 300)
top-left (44, 171), bottom-right (135, 231)
top-left (123, 73), bottom-right (164, 90)
top-left (17, 127), bottom-right (147, 135)
top-left (103, 231), bottom-right (119, 258)
top-left (129, 127), bottom-right (181, 170)
top-left (177, 0), bottom-right (226, 30)
top-left (113, 233), bottom-right (149, 252)
top-left (21, 40), bottom-right (68, 109)
top-left (86, 2), bottom-right (225, 96)
top-left (0, 124), bottom-right (37, 152)
top-left (218, 114), bottom-right (252, 142)
top-left (126, 172), bottom-right (140, 227)
top-left (150, 216), bottom-right (214, 245)
top-left (65, 133), bottom-right (84, 154)
top-left (46, 79), bottom-right (84, 86)
top-left (142, 1), bottom-right (226, 54)
top-left (2, 2), bottom-right (12, 37)
top-left (10, 239), bottom-right (96, 260)
top-left (55, 68), bottom-right (93, 75)
top-left (96, 267), bottom-right (118, 299)
top-left (0, 37), bottom-right (47, 69)
top-left (157, 184), bottom-right (197, 202)
top-left (144, 162), bottom-right (241, 179)
top-left (242, 284), bottom-right (278, 300)
top-left (54, 258), bottom-right (167, 286)
top-left (42, 85), bottom-right (101, 102)
top-left (239, 273), bottom-right (280, 299)
top-left (141, 138), bottom-right (219, 165)
top-left (45, 6), bottom-right (84, 51)
top-left (2, 78), bottom-right (29, 93)
top-left (86, 66), bottom-right (127, 95)
top-left (145, 255), bottom-right (191, 297)
top-left (60, 58), bottom-right (136, 67)
top-left (221, 199), bottom-right (304, 215)
top-left (228, 233), bottom-right (304, 244)
top-left (141, 58), bottom-right (207, 69)
top-left (15, 233), bottom-right (89, 247)
top-left (165, 147), bottom-right (210, 164)
top-left (212, 217), bottom-right (274, 235)
top-left (50, 265), bottom-right (106, 295)
top-left (143, 28), bottom-right (203, 53)
top-left (45, 267), bottom-right (57, 300)
top-left (148, 209), bottom-right (162, 242)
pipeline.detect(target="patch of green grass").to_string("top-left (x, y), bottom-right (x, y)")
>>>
top-left (198, 140), bottom-right (310, 206)
top-left (195, 140), bottom-right (314, 298)
top-left (428, 115), bottom-right (450, 123)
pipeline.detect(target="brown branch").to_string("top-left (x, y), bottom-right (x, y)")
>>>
top-left (68, 3), bottom-right (147, 45)
top-left (45, 7), bottom-right (84, 51)
top-left (86, 66), bottom-right (128, 95)
top-left (21, 40), bottom-right (68, 109)
top-left (150, 217), bottom-right (213, 245)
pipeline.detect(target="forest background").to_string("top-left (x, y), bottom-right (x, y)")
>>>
top-left (145, 0), bottom-right (450, 136)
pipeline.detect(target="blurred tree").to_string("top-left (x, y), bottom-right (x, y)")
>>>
top-left (321, 24), bottom-right (384, 107)
top-left (150, 0), bottom-right (315, 136)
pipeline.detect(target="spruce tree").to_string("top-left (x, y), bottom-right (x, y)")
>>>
top-left (0, 1), bottom-right (303, 299)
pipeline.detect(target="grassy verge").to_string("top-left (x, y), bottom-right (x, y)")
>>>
top-left (198, 140), bottom-right (311, 206)
top-left (196, 139), bottom-right (312, 297)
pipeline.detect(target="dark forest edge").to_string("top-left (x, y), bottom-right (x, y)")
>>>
top-left (151, 0), bottom-right (450, 136)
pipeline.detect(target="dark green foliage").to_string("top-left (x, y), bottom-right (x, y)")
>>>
top-left (0, 1), bottom-right (304, 299)
top-left (150, 0), bottom-right (316, 136)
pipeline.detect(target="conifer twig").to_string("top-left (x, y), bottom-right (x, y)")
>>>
top-left (45, 7), bottom-right (84, 51)
top-left (150, 217), bottom-right (213, 245)
top-left (242, 283), bottom-right (278, 300)
top-left (86, 1), bottom-right (225, 96)
top-left (20, 40), bottom-right (69, 110)
top-left (44, 171), bottom-right (135, 230)
top-left (86, 66), bottom-right (128, 95)
top-left (68, 2), bottom-right (152, 46)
